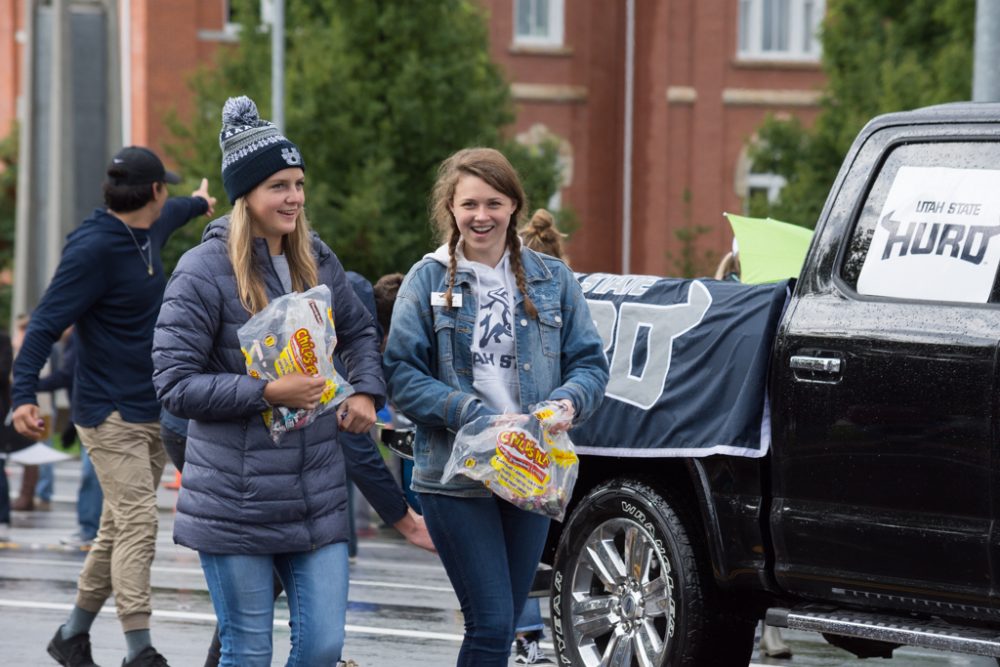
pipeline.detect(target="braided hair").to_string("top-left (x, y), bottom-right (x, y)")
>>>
top-left (430, 148), bottom-right (538, 318)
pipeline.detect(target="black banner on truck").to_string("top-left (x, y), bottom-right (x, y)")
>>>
top-left (572, 274), bottom-right (789, 458)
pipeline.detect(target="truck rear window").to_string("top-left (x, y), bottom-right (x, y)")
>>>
top-left (841, 142), bottom-right (1000, 303)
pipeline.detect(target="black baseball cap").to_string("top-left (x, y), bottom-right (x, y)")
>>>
top-left (107, 146), bottom-right (181, 186)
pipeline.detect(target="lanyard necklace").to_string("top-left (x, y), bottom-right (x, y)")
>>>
top-left (120, 220), bottom-right (153, 276)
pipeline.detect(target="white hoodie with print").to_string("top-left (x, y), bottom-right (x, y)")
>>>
top-left (427, 243), bottom-right (521, 415)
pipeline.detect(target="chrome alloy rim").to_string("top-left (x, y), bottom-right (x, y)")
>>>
top-left (567, 518), bottom-right (676, 667)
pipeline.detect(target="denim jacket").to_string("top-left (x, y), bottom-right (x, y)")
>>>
top-left (383, 245), bottom-right (609, 497)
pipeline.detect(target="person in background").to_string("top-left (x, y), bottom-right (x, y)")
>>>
top-left (714, 238), bottom-right (742, 282)
top-left (0, 329), bottom-right (14, 541)
top-left (10, 314), bottom-right (53, 512)
top-left (507, 207), bottom-right (569, 665)
top-left (383, 147), bottom-right (609, 667)
top-left (712, 236), bottom-right (793, 660)
top-left (372, 272), bottom-right (422, 513)
top-left (31, 327), bottom-right (103, 550)
top-left (13, 145), bottom-right (215, 667)
top-left (152, 95), bottom-right (425, 666)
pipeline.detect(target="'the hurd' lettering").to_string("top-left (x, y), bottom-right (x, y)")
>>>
top-left (879, 211), bottom-right (1000, 265)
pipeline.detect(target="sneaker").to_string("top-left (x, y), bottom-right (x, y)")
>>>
top-left (60, 531), bottom-right (95, 549)
top-left (121, 646), bottom-right (169, 667)
top-left (0, 522), bottom-right (10, 542)
top-left (760, 624), bottom-right (793, 659)
top-left (35, 497), bottom-right (53, 511)
top-left (47, 626), bottom-right (100, 667)
top-left (514, 633), bottom-right (554, 665)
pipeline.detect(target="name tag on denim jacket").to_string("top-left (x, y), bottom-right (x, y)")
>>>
top-left (430, 291), bottom-right (462, 307)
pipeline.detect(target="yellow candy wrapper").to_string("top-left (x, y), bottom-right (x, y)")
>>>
top-left (238, 285), bottom-right (354, 443)
top-left (441, 401), bottom-right (578, 520)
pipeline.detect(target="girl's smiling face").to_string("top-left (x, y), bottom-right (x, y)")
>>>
top-left (246, 167), bottom-right (305, 254)
top-left (450, 174), bottom-right (516, 267)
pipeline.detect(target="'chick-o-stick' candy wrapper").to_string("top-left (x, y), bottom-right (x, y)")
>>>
top-left (238, 284), bottom-right (354, 443)
top-left (441, 401), bottom-right (578, 520)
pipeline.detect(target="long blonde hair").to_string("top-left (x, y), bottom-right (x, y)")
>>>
top-left (227, 197), bottom-right (319, 314)
top-left (430, 147), bottom-right (538, 318)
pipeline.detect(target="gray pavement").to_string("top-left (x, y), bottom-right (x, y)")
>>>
top-left (1, 459), bottom-right (996, 666)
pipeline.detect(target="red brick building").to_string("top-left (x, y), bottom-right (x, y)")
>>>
top-left (482, 0), bottom-right (826, 274)
top-left (0, 0), bottom-right (235, 155)
top-left (1, 0), bottom-right (826, 276)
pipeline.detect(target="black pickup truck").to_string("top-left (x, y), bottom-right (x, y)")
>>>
top-left (545, 102), bottom-right (1000, 666)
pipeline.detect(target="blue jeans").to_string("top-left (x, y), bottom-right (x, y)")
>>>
top-left (199, 541), bottom-right (349, 667)
top-left (516, 597), bottom-right (544, 635)
top-left (77, 447), bottom-right (102, 540)
top-left (0, 459), bottom-right (9, 524)
top-left (36, 462), bottom-right (54, 502)
top-left (419, 493), bottom-right (550, 667)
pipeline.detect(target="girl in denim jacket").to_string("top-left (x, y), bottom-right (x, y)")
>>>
top-left (383, 147), bottom-right (609, 667)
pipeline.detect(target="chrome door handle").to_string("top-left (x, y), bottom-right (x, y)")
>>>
top-left (790, 355), bottom-right (842, 374)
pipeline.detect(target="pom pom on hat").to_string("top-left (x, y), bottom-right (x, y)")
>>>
top-left (219, 95), bottom-right (304, 203)
top-left (222, 95), bottom-right (261, 127)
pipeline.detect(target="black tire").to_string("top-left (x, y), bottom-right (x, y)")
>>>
top-left (550, 478), bottom-right (755, 667)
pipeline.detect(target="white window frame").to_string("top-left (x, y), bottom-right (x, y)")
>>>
top-left (513, 0), bottom-right (565, 48)
top-left (738, 0), bottom-right (824, 62)
top-left (224, 0), bottom-right (272, 34)
top-left (746, 172), bottom-right (787, 205)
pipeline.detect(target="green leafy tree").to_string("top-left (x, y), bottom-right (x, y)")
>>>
top-left (749, 0), bottom-right (975, 229)
top-left (165, 0), bottom-right (566, 280)
top-left (0, 128), bottom-right (17, 328)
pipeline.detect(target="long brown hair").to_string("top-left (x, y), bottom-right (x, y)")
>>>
top-left (520, 208), bottom-right (568, 264)
top-left (227, 197), bottom-right (319, 314)
top-left (430, 147), bottom-right (537, 318)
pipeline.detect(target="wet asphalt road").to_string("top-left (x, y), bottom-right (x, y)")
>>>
top-left (0, 460), bottom-right (996, 666)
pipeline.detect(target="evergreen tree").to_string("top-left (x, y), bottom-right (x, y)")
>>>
top-left (749, 0), bottom-right (975, 228)
top-left (0, 129), bottom-right (17, 328)
top-left (165, 0), bottom-right (565, 279)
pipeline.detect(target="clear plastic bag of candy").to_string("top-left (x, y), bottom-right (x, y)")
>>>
top-left (237, 285), bottom-right (354, 443)
top-left (441, 401), bottom-right (579, 521)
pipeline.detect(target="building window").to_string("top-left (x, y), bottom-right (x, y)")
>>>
top-left (225, 0), bottom-right (272, 31)
top-left (738, 0), bottom-right (824, 61)
top-left (514, 0), bottom-right (564, 47)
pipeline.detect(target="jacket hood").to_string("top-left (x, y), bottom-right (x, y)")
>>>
top-left (202, 215), bottom-right (230, 242)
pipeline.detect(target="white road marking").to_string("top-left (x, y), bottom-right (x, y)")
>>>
top-left (0, 556), bottom-right (453, 592)
top-left (0, 598), bottom-right (466, 642)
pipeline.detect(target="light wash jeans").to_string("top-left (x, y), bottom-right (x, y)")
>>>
top-left (77, 447), bottom-right (102, 540)
top-left (199, 541), bottom-right (349, 667)
top-left (36, 462), bottom-right (54, 502)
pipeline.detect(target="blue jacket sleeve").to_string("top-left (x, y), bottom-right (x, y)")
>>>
top-left (546, 263), bottom-right (610, 423)
top-left (36, 335), bottom-right (76, 393)
top-left (153, 196), bottom-right (209, 243)
top-left (324, 253), bottom-right (386, 409)
top-left (152, 250), bottom-right (270, 421)
top-left (341, 431), bottom-right (407, 525)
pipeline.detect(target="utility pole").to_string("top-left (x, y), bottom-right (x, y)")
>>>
top-left (271, 0), bottom-right (285, 132)
top-left (974, 0), bottom-right (1000, 101)
top-left (13, 0), bottom-right (113, 319)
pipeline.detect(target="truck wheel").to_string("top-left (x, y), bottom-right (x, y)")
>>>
top-left (551, 478), bottom-right (754, 667)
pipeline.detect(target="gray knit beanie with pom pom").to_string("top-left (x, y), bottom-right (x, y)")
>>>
top-left (219, 95), bottom-right (304, 203)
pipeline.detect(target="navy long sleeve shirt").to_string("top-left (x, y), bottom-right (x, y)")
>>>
top-left (13, 196), bottom-right (208, 427)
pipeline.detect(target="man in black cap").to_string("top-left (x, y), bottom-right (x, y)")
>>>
top-left (12, 146), bottom-right (215, 667)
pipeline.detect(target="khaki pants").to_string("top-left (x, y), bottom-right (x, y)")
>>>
top-left (75, 412), bottom-right (166, 632)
